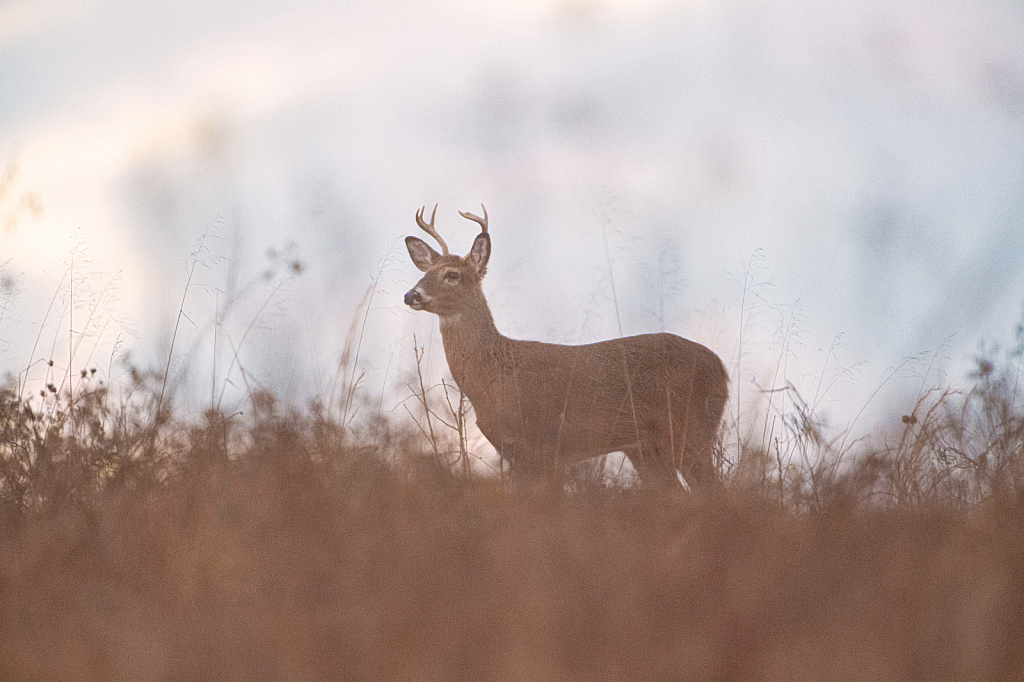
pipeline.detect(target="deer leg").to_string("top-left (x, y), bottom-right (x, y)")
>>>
top-left (675, 431), bottom-right (720, 490)
top-left (498, 440), bottom-right (544, 479)
top-left (667, 388), bottom-right (721, 490)
top-left (623, 436), bottom-right (682, 489)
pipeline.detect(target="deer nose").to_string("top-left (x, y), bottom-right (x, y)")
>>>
top-left (404, 289), bottom-right (422, 307)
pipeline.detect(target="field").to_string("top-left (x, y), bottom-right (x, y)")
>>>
top-left (3, 0), bottom-right (1023, 677)
top-left (2, 357), bottom-right (1024, 680)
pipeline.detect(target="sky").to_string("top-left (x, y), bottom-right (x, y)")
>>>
top-left (1, 0), bottom-right (1023, 449)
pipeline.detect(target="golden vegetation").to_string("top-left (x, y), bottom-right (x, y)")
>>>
top-left (2, 230), bottom-right (1022, 678)
top-left (1, 345), bottom-right (1024, 679)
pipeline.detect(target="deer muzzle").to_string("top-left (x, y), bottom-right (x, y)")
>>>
top-left (404, 287), bottom-right (428, 310)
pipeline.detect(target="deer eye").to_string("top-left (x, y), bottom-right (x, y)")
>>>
top-left (444, 271), bottom-right (460, 282)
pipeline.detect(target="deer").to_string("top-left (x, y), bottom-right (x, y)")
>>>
top-left (404, 205), bottom-right (729, 488)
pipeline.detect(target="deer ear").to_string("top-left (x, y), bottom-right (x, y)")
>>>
top-left (406, 236), bottom-right (440, 272)
top-left (467, 232), bottom-right (490, 277)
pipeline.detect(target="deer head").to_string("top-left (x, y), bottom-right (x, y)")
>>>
top-left (404, 204), bottom-right (491, 317)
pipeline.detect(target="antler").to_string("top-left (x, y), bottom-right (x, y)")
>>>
top-left (459, 204), bottom-right (488, 233)
top-left (415, 204), bottom-right (448, 255)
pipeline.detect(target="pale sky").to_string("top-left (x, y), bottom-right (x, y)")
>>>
top-left (2, 0), bottom-right (1023, 448)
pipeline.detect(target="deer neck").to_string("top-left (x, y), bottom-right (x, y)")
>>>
top-left (437, 294), bottom-right (506, 393)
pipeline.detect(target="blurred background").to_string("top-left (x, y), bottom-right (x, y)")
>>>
top-left (1, 0), bottom-right (1023, 444)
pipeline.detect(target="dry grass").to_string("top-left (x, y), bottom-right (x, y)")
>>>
top-left (1, 260), bottom-right (1023, 681)
top-left (2, 463), bottom-right (1023, 680)
top-left (2, 358), bottom-right (1024, 680)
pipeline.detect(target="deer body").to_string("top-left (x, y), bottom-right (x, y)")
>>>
top-left (405, 206), bottom-right (728, 488)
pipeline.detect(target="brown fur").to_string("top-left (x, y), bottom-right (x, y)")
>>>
top-left (405, 211), bottom-right (728, 488)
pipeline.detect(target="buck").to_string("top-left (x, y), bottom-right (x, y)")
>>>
top-left (404, 205), bottom-right (728, 488)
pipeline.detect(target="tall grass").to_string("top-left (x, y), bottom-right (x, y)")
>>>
top-left (2, 233), bottom-right (1024, 678)
top-left (0, 336), bottom-right (1023, 679)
